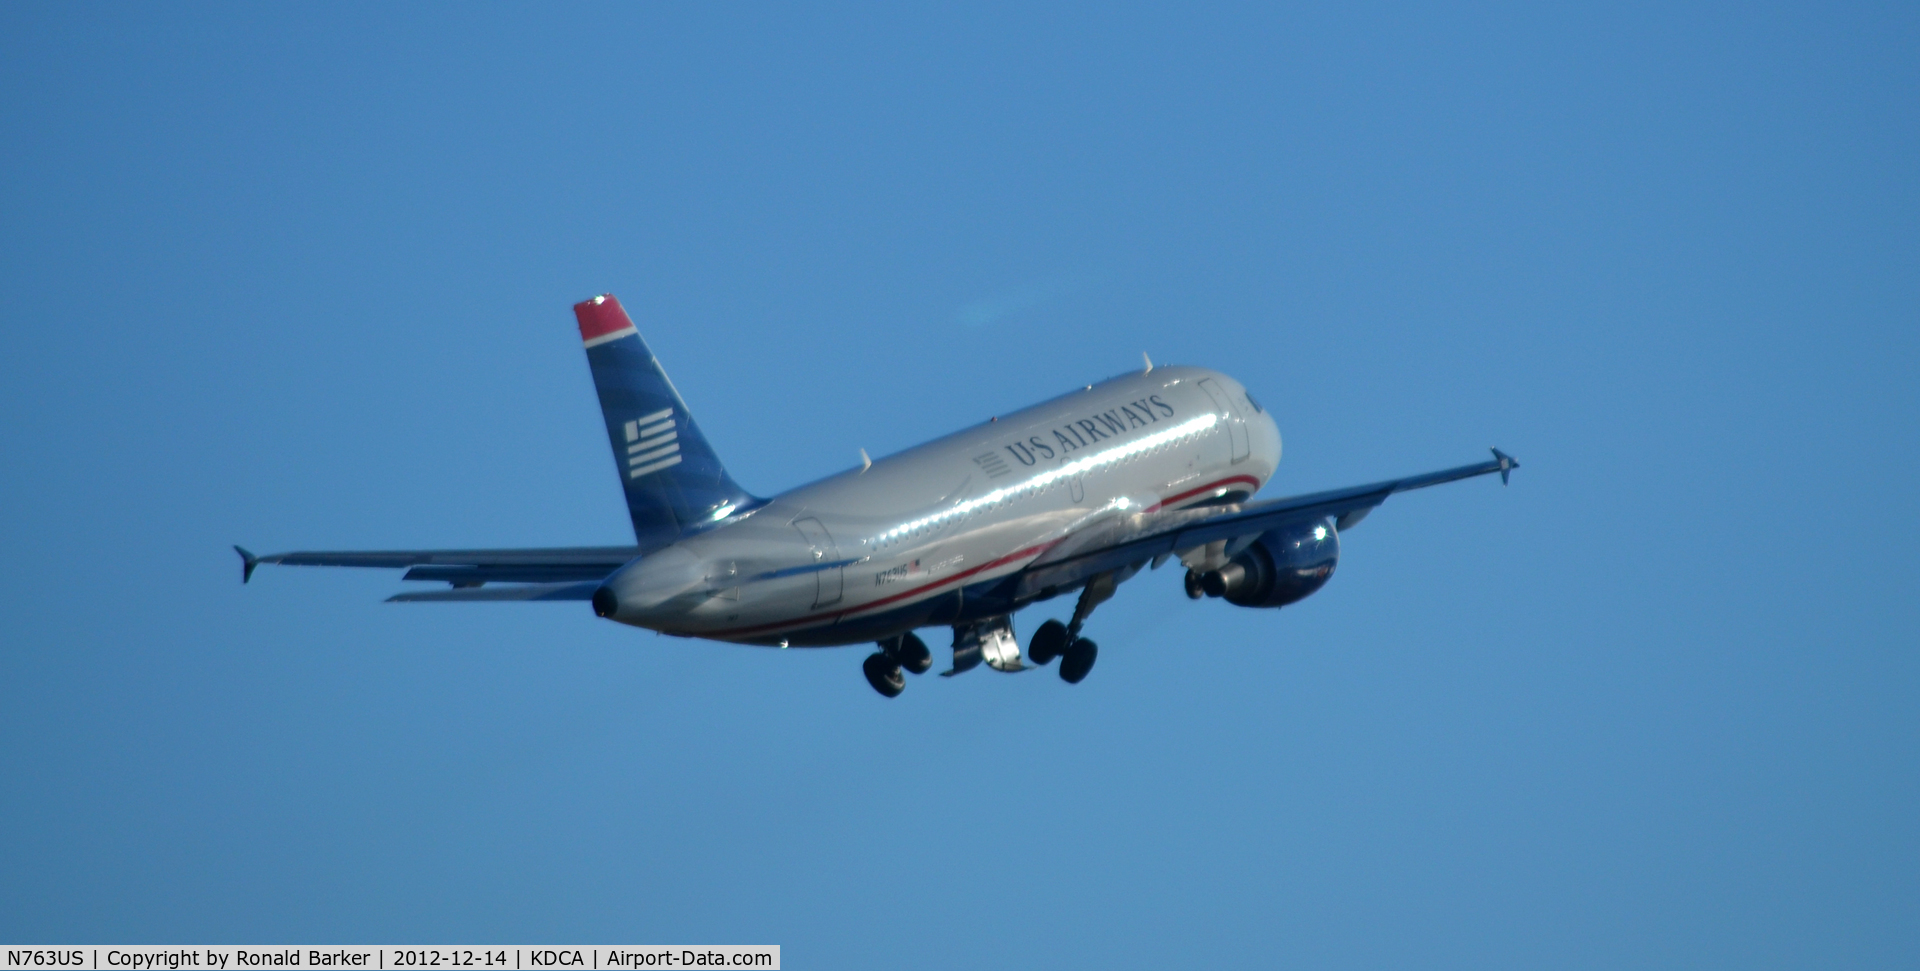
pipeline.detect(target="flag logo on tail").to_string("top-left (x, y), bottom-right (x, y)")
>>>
top-left (624, 407), bottom-right (682, 478)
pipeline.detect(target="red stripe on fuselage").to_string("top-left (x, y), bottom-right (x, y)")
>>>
top-left (699, 474), bottom-right (1264, 641)
top-left (1146, 474), bottom-right (1262, 513)
top-left (702, 539), bottom-right (1062, 639)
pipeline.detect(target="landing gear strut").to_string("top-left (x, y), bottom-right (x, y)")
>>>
top-left (864, 631), bottom-right (932, 697)
top-left (884, 631), bottom-right (933, 675)
top-left (1027, 571), bottom-right (1117, 684)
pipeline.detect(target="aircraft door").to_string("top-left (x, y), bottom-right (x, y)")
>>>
top-left (1199, 378), bottom-right (1250, 464)
top-left (792, 517), bottom-right (844, 607)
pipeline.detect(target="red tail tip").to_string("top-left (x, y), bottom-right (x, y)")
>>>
top-left (574, 293), bottom-right (635, 343)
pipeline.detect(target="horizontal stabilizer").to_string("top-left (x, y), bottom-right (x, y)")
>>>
top-left (386, 582), bottom-right (601, 603)
top-left (242, 546), bottom-right (640, 573)
top-left (400, 564), bottom-right (620, 584)
top-left (241, 544), bottom-right (637, 575)
top-left (235, 545), bottom-right (640, 598)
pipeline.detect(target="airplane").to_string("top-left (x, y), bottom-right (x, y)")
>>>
top-left (237, 293), bottom-right (1519, 697)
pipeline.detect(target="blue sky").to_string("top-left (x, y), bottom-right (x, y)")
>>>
top-left (2, 3), bottom-right (1915, 967)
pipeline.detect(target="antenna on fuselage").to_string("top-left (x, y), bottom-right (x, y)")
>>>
top-left (1142, 352), bottom-right (1153, 373)
top-left (859, 448), bottom-right (872, 473)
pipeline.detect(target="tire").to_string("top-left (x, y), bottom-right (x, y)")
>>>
top-left (1059, 638), bottom-right (1098, 684)
top-left (1028, 619), bottom-right (1069, 666)
top-left (862, 652), bottom-right (906, 697)
top-left (1184, 570), bottom-right (1205, 600)
top-left (895, 632), bottom-right (933, 675)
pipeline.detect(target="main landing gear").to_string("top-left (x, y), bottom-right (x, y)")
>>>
top-left (1026, 619), bottom-right (1097, 683)
top-left (1026, 570), bottom-right (1118, 685)
top-left (863, 631), bottom-right (932, 698)
top-left (861, 570), bottom-right (1123, 696)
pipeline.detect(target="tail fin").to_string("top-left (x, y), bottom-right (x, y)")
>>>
top-left (574, 294), bottom-right (759, 550)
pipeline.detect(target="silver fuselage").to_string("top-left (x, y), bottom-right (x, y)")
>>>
top-left (598, 366), bottom-right (1280, 645)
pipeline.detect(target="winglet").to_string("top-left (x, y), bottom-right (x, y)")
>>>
top-left (234, 545), bottom-right (260, 583)
top-left (1491, 448), bottom-right (1520, 485)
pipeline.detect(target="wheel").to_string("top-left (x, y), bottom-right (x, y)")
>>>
top-left (1058, 638), bottom-right (1098, 684)
top-left (1184, 570), bottom-right (1205, 600)
top-left (895, 632), bottom-right (933, 675)
top-left (1028, 619), bottom-right (1069, 665)
top-left (862, 652), bottom-right (905, 697)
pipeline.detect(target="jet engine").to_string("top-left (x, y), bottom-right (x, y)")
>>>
top-left (1188, 517), bottom-right (1340, 608)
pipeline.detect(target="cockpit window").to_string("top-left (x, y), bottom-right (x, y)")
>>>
top-left (1244, 392), bottom-right (1264, 413)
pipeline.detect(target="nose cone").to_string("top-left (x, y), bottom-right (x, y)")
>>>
top-left (598, 545), bottom-right (706, 624)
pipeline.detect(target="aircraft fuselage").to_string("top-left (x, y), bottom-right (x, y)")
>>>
top-left (595, 366), bottom-right (1280, 646)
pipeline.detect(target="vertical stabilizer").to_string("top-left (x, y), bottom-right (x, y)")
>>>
top-left (574, 294), bottom-right (758, 550)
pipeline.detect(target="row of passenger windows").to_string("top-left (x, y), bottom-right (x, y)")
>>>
top-left (864, 419), bottom-right (1217, 550)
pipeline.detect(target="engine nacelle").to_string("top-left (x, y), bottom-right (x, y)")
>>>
top-left (1195, 517), bottom-right (1340, 608)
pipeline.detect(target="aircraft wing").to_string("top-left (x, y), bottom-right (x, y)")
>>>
top-left (234, 545), bottom-right (641, 599)
top-left (1014, 448), bottom-right (1518, 598)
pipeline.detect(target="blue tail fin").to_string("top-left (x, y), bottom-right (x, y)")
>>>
top-left (574, 294), bottom-right (759, 550)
